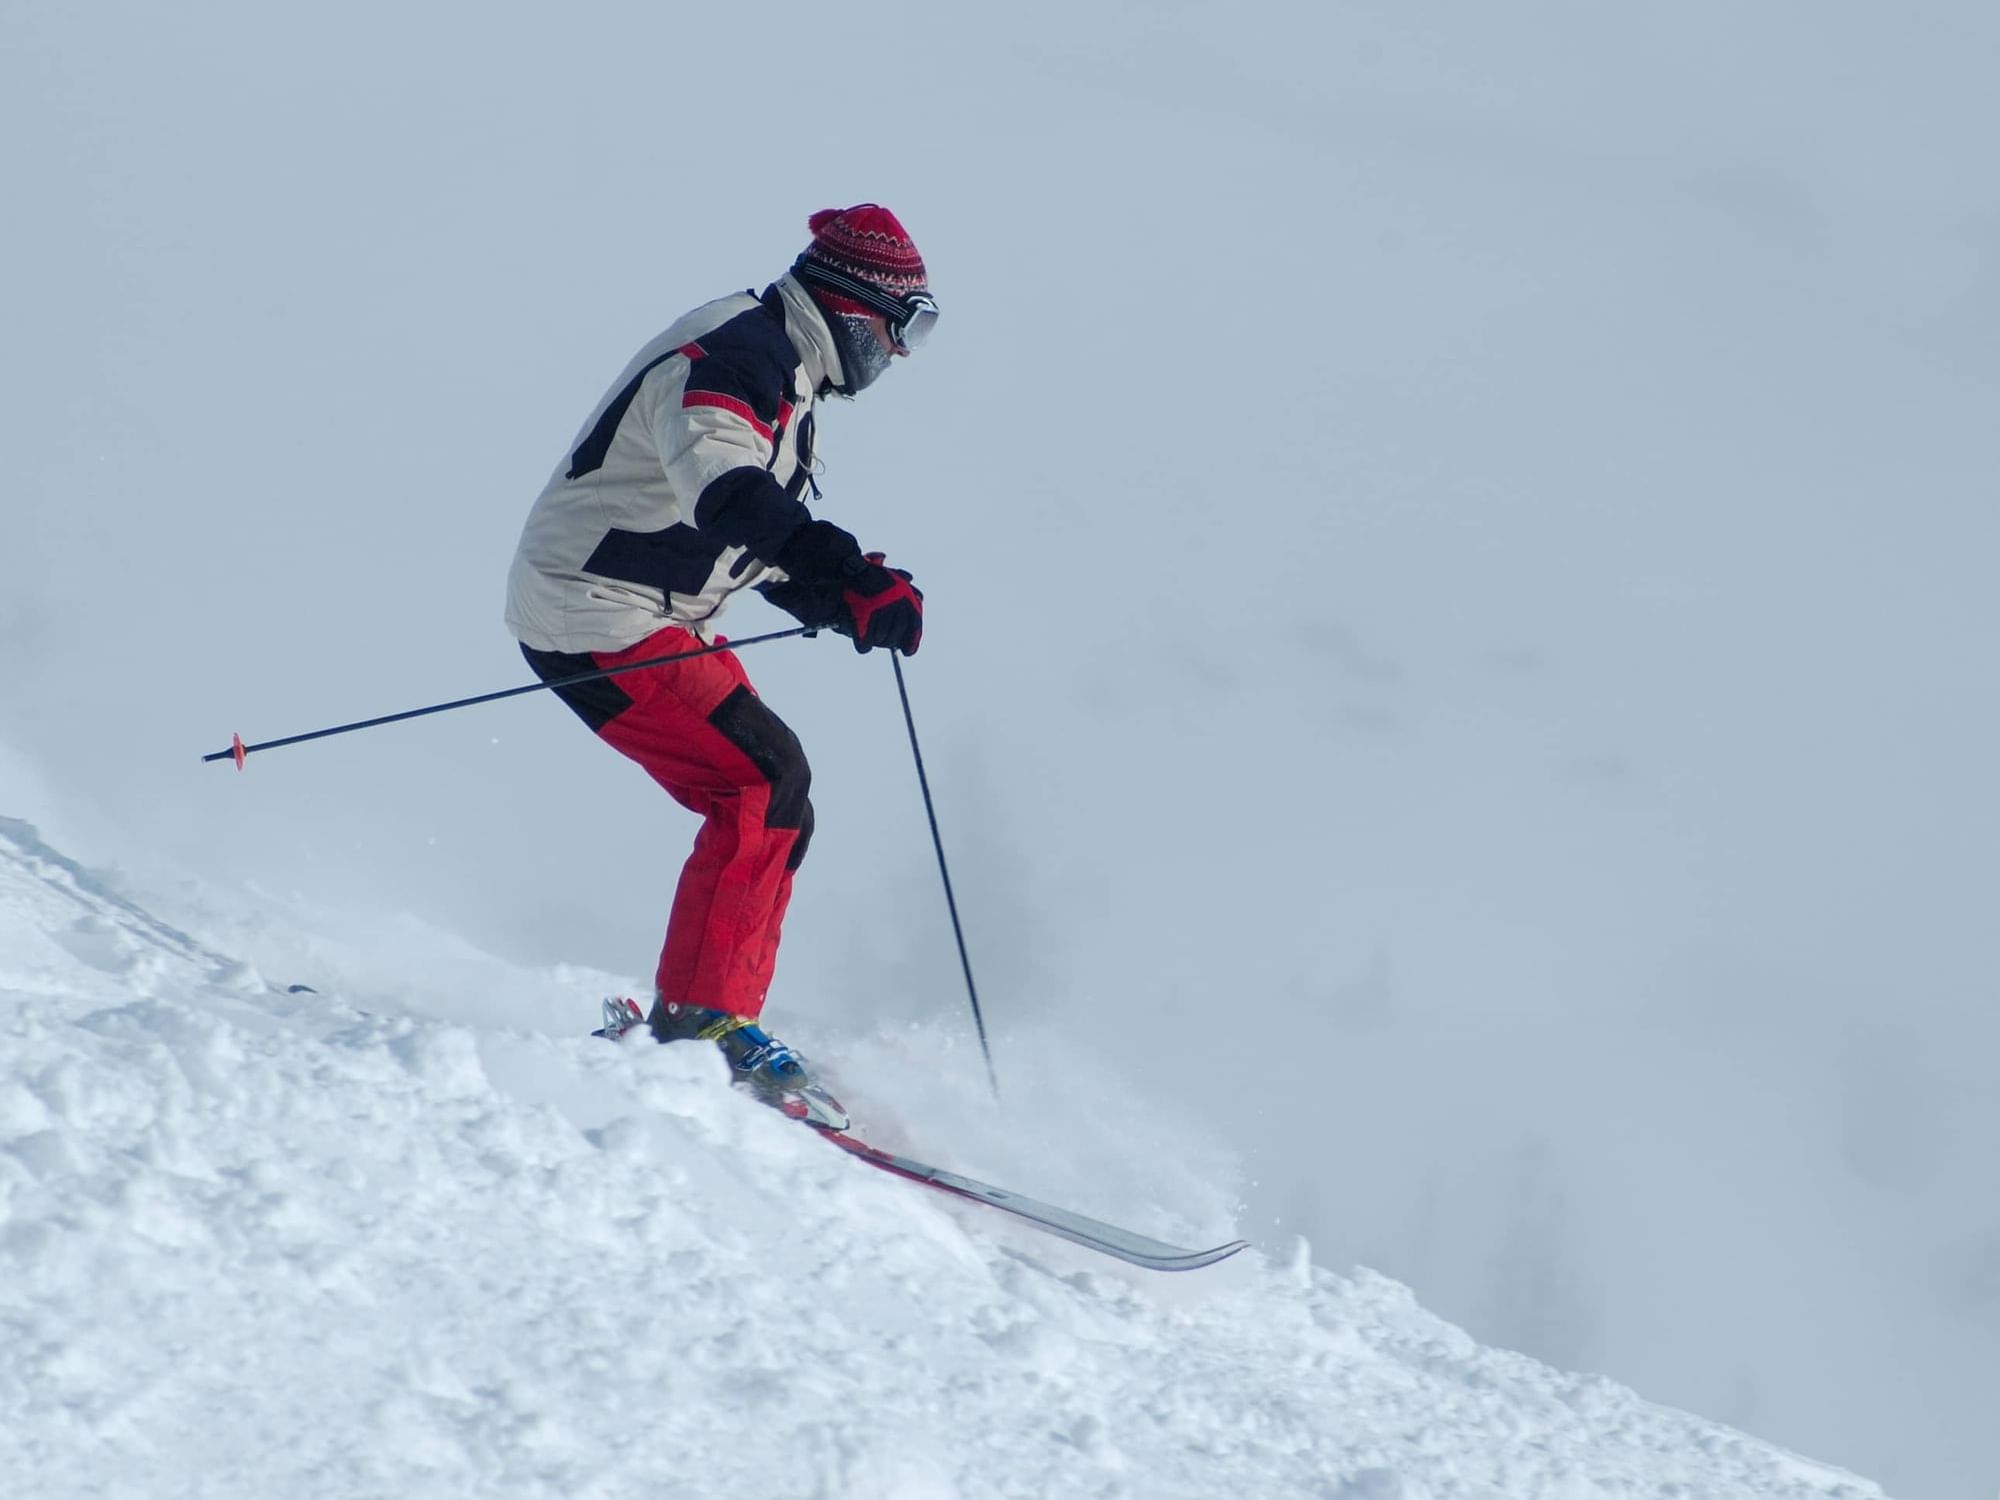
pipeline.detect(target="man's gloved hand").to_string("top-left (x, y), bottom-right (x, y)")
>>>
top-left (761, 519), bottom-right (923, 656)
top-left (837, 553), bottom-right (923, 656)
top-left (759, 519), bottom-right (865, 632)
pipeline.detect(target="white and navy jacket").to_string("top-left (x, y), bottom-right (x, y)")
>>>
top-left (505, 273), bottom-right (845, 654)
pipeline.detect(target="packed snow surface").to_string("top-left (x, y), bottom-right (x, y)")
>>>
top-left (0, 815), bottom-right (1886, 1500)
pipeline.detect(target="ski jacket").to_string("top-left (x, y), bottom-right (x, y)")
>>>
top-left (505, 274), bottom-right (845, 654)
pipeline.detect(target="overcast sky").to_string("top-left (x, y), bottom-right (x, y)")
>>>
top-left (5, 3), bottom-right (1997, 1494)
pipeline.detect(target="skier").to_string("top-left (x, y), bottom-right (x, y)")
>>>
top-left (504, 205), bottom-right (937, 1123)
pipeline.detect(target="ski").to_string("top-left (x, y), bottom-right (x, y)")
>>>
top-left (813, 1128), bottom-right (1251, 1273)
top-left (593, 998), bottom-right (1249, 1272)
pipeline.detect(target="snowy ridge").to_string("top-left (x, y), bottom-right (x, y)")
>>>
top-left (0, 816), bottom-right (1886, 1500)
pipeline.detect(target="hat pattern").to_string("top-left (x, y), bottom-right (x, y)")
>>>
top-left (800, 205), bottom-right (929, 302)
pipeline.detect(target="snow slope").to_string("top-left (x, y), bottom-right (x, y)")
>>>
top-left (0, 812), bottom-right (1888, 1500)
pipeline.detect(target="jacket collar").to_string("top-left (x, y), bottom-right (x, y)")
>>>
top-left (772, 273), bottom-right (844, 395)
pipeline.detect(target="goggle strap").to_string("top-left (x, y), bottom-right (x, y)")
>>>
top-left (794, 259), bottom-right (929, 326)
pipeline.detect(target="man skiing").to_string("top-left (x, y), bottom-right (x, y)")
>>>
top-left (505, 205), bottom-right (937, 1126)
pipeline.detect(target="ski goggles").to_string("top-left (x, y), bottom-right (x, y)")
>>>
top-left (888, 293), bottom-right (939, 353)
top-left (796, 259), bottom-right (940, 353)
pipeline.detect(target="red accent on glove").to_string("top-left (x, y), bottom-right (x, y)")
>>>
top-left (841, 551), bottom-right (924, 655)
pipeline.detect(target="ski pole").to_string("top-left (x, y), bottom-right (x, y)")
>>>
top-left (201, 625), bottom-right (816, 769)
top-left (890, 653), bottom-right (1001, 1103)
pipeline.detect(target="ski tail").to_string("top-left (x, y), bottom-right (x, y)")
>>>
top-left (592, 996), bottom-right (645, 1040)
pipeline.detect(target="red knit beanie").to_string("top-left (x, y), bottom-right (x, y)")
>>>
top-left (799, 205), bottom-right (929, 302)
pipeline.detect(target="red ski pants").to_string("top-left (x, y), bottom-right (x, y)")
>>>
top-left (523, 626), bottom-right (812, 1019)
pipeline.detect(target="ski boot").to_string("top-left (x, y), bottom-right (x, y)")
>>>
top-left (596, 997), bottom-right (849, 1132)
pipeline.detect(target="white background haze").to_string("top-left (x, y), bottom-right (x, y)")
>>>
top-left (4, 3), bottom-right (1996, 1495)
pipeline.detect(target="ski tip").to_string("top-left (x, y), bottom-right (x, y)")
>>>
top-left (1123, 1238), bottom-right (1253, 1274)
top-left (231, 732), bottom-right (247, 771)
top-left (1173, 1238), bottom-right (1253, 1273)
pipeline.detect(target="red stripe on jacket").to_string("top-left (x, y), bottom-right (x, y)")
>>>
top-left (682, 390), bottom-right (774, 445)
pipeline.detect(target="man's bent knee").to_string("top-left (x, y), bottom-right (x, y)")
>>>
top-left (707, 685), bottom-right (812, 832)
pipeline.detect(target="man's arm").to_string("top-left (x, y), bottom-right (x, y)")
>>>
top-left (653, 314), bottom-right (924, 655)
top-left (655, 336), bottom-right (809, 564)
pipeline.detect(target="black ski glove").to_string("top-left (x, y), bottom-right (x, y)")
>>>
top-left (837, 553), bottom-right (923, 656)
top-left (758, 519), bottom-right (866, 632)
top-left (761, 520), bottom-right (924, 656)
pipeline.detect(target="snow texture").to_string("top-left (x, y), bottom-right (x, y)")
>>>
top-left (0, 813), bottom-right (1887, 1500)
